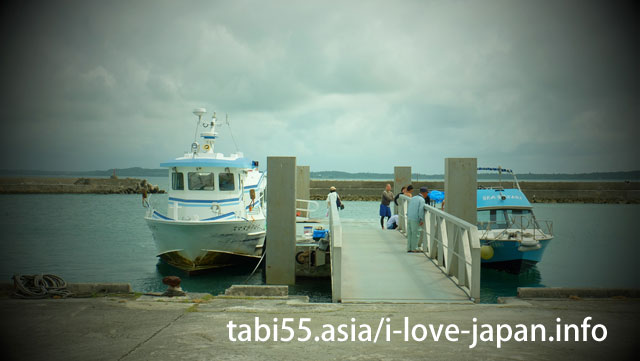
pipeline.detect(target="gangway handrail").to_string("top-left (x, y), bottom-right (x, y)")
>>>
top-left (327, 196), bottom-right (342, 302)
top-left (397, 194), bottom-right (481, 302)
top-left (296, 199), bottom-right (319, 217)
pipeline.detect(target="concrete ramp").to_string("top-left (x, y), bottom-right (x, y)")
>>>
top-left (340, 221), bottom-right (472, 303)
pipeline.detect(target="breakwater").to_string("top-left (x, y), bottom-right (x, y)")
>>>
top-left (0, 177), bottom-right (164, 194)
top-left (310, 180), bottom-right (640, 203)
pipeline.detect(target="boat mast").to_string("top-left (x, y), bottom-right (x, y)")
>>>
top-left (191, 108), bottom-right (206, 156)
top-left (202, 112), bottom-right (217, 154)
top-left (190, 108), bottom-right (218, 156)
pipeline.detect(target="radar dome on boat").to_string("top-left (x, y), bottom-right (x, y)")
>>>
top-left (193, 108), bottom-right (206, 117)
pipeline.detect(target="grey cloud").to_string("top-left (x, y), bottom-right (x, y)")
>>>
top-left (0, 0), bottom-right (637, 173)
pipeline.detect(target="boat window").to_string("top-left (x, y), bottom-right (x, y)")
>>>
top-left (477, 210), bottom-right (491, 224)
top-left (219, 173), bottom-right (235, 191)
top-left (188, 172), bottom-right (215, 190)
top-left (171, 172), bottom-right (184, 190)
top-left (477, 209), bottom-right (532, 229)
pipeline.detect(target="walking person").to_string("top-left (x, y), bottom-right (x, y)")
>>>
top-left (380, 184), bottom-right (394, 229)
top-left (407, 187), bottom-right (429, 252)
top-left (326, 186), bottom-right (343, 213)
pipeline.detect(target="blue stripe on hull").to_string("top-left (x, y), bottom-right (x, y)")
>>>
top-left (152, 211), bottom-right (174, 220)
top-left (168, 197), bottom-right (240, 204)
top-left (201, 212), bottom-right (236, 221)
top-left (481, 238), bottom-right (551, 264)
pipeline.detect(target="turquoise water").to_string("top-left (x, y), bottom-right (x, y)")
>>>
top-left (0, 178), bottom-right (637, 303)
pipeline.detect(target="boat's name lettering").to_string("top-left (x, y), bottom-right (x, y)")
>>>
top-left (483, 195), bottom-right (523, 201)
top-left (233, 225), bottom-right (261, 232)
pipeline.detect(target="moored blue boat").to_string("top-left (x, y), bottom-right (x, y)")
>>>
top-left (434, 167), bottom-right (554, 273)
top-left (475, 167), bottom-right (553, 273)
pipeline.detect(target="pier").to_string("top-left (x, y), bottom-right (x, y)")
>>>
top-left (314, 158), bottom-right (481, 303)
top-left (2, 158), bottom-right (638, 360)
top-left (263, 157), bottom-right (481, 303)
top-left (1, 292), bottom-right (637, 361)
top-left (337, 220), bottom-right (472, 303)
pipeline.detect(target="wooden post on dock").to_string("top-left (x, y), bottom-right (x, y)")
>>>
top-left (266, 156), bottom-right (297, 285)
top-left (394, 166), bottom-right (411, 215)
top-left (296, 165), bottom-right (310, 218)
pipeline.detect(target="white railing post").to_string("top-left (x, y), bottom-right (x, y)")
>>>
top-left (457, 229), bottom-right (468, 287)
top-left (398, 196), bottom-right (408, 234)
top-left (438, 216), bottom-right (447, 268)
top-left (429, 211), bottom-right (437, 259)
top-left (421, 204), bottom-right (481, 302)
top-left (469, 226), bottom-right (481, 301)
top-left (328, 196), bottom-right (342, 303)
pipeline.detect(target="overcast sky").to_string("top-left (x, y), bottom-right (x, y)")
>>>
top-left (0, 0), bottom-right (637, 174)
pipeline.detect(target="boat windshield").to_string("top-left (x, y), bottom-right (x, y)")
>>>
top-left (188, 172), bottom-right (215, 191)
top-left (219, 172), bottom-right (235, 191)
top-left (477, 209), bottom-right (537, 230)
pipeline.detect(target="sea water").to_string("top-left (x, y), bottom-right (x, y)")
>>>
top-left (0, 177), bottom-right (637, 303)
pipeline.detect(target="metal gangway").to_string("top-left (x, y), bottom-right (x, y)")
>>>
top-left (329, 195), bottom-right (480, 303)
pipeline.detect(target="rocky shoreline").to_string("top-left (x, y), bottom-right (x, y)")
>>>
top-left (0, 177), bottom-right (164, 194)
top-left (1, 177), bottom-right (638, 203)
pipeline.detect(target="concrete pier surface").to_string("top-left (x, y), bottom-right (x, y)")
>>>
top-left (1, 293), bottom-right (637, 360)
top-left (339, 221), bottom-right (471, 303)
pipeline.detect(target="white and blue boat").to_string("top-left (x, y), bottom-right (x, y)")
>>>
top-left (475, 167), bottom-right (553, 273)
top-left (144, 108), bottom-right (266, 272)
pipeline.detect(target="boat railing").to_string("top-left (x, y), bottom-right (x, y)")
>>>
top-left (531, 218), bottom-right (553, 238)
top-left (397, 195), bottom-right (481, 302)
top-left (143, 193), bottom-right (154, 217)
top-left (477, 223), bottom-right (510, 241)
top-left (477, 166), bottom-right (521, 191)
top-left (478, 216), bottom-right (553, 241)
top-left (296, 199), bottom-right (319, 219)
top-left (247, 202), bottom-right (262, 216)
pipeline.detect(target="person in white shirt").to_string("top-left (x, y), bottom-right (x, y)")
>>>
top-left (326, 186), bottom-right (343, 212)
top-left (386, 214), bottom-right (399, 229)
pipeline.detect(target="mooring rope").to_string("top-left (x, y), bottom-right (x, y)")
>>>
top-left (12, 274), bottom-right (73, 299)
top-left (243, 248), bottom-right (267, 284)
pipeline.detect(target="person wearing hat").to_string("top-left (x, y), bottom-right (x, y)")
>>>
top-left (406, 187), bottom-right (429, 252)
top-left (326, 186), bottom-right (343, 212)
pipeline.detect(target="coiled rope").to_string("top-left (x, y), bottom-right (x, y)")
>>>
top-left (12, 274), bottom-right (73, 299)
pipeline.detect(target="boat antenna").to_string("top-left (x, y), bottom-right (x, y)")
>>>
top-left (225, 113), bottom-right (240, 153)
top-left (191, 108), bottom-right (207, 155)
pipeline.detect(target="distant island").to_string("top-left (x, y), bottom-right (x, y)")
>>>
top-left (1, 167), bottom-right (639, 181)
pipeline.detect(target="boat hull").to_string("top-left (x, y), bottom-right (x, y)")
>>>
top-left (481, 238), bottom-right (552, 273)
top-left (145, 217), bottom-right (265, 272)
